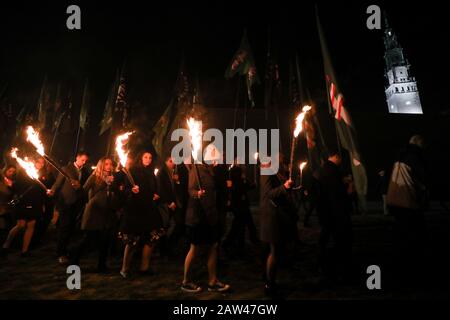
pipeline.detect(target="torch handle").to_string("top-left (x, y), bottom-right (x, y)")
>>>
top-left (123, 168), bottom-right (136, 187)
top-left (43, 155), bottom-right (71, 180)
top-left (289, 137), bottom-right (296, 181)
top-left (194, 164), bottom-right (202, 191)
top-left (35, 178), bottom-right (49, 192)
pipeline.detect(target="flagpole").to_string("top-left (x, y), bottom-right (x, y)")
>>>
top-left (233, 77), bottom-right (241, 130)
top-left (74, 126), bottom-right (82, 157)
top-left (243, 91), bottom-right (248, 130)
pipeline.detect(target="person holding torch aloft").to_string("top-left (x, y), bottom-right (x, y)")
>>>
top-left (181, 118), bottom-right (230, 293)
top-left (118, 151), bottom-right (164, 278)
top-left (2, 156), bottom-right (47, 257)
top-left (259, 154), bottom-right (298, 298)
top-left (49, 151), bottom-right (90, 265)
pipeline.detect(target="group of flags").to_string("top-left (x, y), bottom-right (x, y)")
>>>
top-left (0, 9), bottom-right (368, 197)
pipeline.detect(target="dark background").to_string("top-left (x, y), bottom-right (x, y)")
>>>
top-left (0, 1), bottom-right (449, 199)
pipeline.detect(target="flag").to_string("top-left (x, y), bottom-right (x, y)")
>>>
top-left (79, 79), bottom-right (90, 131)
top-left (99, 69), bottom-right (120, 135)
top-left (316, 8), bottom-right (368, 197)
top-left (225, 30), bottom-right (260, 107)
top-left (152, 59), bottom-right (192, 157)
top-left (52, 83), bottom-right (64, 132)
top-left (264, 32), bottom-right (281, 121)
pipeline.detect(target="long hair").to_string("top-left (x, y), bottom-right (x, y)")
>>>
top-left (1, 164), bottom-right (16, 179)
top-left (134, 151), bottom-right (153, 169)
top-left (93, 157), bottom-right (115, 185)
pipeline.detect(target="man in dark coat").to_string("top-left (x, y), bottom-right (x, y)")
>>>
top-left (49, 151), bottom-right (90, 265)
top-left (259, 158), bottom-right (297, 297)
top-left (315, 151), bottom-right (353, 284)
top-left (157, 156), bottom-right (187, 258)
top-left (223, 163), bottom-right (258, 254)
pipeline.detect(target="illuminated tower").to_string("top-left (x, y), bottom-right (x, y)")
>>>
top-left (384, 15), bottom-right (423, 114)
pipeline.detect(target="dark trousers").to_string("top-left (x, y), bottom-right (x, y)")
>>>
top-left (71, 229), bottom-right (112, 269)
top-left (33, 202), bottom-right (54, 244)
top-left (56, 202), bottom-right (83, 257)
top-left (390, 206), bottom-right (427, 283)
top-left (170, 207), bottom-right (186, 246)
top-left (318, 222), bottom-right (353, 280)
top-left (225, 205), bottom-right (258, 248)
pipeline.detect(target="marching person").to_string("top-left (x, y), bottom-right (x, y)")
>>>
top-left (70, 157), bottom-right (119, 273)
top-left (376, 169), bottom-right (390, 216)
top-left (2, 158), bottom-right (46, 257)
top-left (223, 162), bottom-right (258, 256)
top-left (157, 155), bottom-right (186, 259)
top-left (315, 150), bottom-right (353, 286)
top-left (386, 135), bottom-right (429, 286)
top-left (49, 151), bottom-right (90, 265)
top-left (0, 165), bottom-right (16, 235)
top-left (259, 156), bottom-right (298, 297)
top-left (119, 151), bottom-right (164, 278)
top-left (32, 157), bottom-right (56, 245)
top-left (181, 145), bottom-right (230, 293)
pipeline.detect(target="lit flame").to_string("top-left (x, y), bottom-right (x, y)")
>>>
top-left (154, 168), bottom-right (159, 176)
top-left (115, 132), bottom-right (134, 168)
top-left (254, 152), bottom-right (259, 160)
top-left (299, 162), bottom-right (307, 171)
top-left (293, 105), bottom-right (312, 138)
top-left (187, 117), bottom-right (202, 162)
top-left (10, 148), bottom-right (39, 181)
top-left (26, 126), bottom-right (45, 156)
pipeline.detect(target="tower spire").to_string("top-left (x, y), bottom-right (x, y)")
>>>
top-left (383, 13), bottom-right (423, 114)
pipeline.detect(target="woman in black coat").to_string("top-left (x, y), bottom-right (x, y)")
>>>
top-left (2, 160), bottom-right (46, 256)
top-left (70, 157), bottom-right (118, 272)
top-left (0, 165), bottom-right (16, 232)
top-left (259, 160), bottom-right (297, 296)
top-left (119, 151), bottom-right (164, 278)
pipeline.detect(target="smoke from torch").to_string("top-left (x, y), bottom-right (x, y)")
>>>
top-left (289, 106), bottom-right (312, 180)
top-left (10, 148), bottom-right (48, 191)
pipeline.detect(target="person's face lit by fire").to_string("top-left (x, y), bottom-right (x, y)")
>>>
top-left (34, 158), bottom-right (45, 171)
top-left (329, 154), bottom-right (342, 166)
top-left (5, 167), bottom-right (16, 180)
top-left (103, 159), bottom-right (113, 174)
top-left (75, 155), bottom-right (89, 168)
top-left (142, 152), bottom-right (152, 167)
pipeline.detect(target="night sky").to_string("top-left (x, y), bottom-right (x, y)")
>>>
top-left (1, 1), bottom-right (449, 197)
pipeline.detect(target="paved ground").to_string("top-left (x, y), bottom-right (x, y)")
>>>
top-left (1, 201), bottom-right (449, 300)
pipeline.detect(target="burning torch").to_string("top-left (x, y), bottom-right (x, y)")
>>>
top-left (187, 117), bottom-right (203, 192)
top-left (289, 106), bottom-right (311, 181)
top-left (253, 152), bottom-right (259, 185)
top-left (115, 131), bottom-right (136, 186)
top-left (10, 148), bottom-right (48, 192)
top-left (25, 126), bottom-right (71, 181)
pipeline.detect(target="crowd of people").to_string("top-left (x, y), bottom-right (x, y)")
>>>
top-left (0, 135), bottom-right (430, 297)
